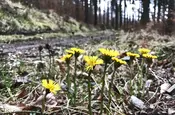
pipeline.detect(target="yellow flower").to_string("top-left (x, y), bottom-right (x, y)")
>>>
top-left (142, 54), bottom-right (157, 59)
top-left (84, 56), bottom-right (104, 71)
top-left (42, 79), bottom-right (61, 94)
top-left (99, 48), bottom-right (119, 57)
top-left (112, 57), bottom-right (127, 65)
top-left (66, 50), bottom-right (75, 54)
top-left (138, 48), bottom-right (151, 54)
top-left (126, 52), bottom-right (140, 58)
top-left (99, 48), bottom-right (119, 63)
top-left (66, 47), bottom-right (85, 58)
top-left (60, 54), bottom-right (72, 63)
top-left (70, 47), bottom-right (85, 54)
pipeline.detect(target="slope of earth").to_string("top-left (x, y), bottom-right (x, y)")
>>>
top-left (0, 30), bottom-right (175, 114)
top-left (0, 0), bottom-right (96, 41)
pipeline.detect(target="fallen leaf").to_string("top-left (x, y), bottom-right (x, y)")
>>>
top-left (160, 83), bottom-right (171, 94)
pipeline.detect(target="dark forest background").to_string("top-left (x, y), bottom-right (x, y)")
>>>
top-left (12, 0), bottom-right (175, 35)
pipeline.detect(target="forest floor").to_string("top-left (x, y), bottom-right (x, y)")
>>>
top-left (0, 1), bottom-right (175, 115)
top-left (0, 30), bottom-right (175, 115)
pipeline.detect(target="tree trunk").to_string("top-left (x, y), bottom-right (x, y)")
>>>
top-left (94, 0), bottom-right (98, 25)
top-left (153, 0), bottom-right (157, 23)
top-left (106, 2), bottom-right (110, 27)
top-left (75, 0), bottom-right (79, 20)
top-left (115, 1), bottom-right (118, 30)
top-left (119, 0), bottom-right (122, 28)
top-left (89, 0), bottom-right (93, 24)
top-left (140, 0), bottom-right (150, 25)
top-left (111, 0), bottom-right (115, 28)
top-left (85, 0), bottom-right (89, 23)
top-left (98, 0), bottom-right (102, 25)
top-left (103, 10), bottom-right (106, 25)
top-left (123, 0), bottom-right (127, 29)
top-left (157, 0), bottom-right (161, 22)
top-left (166, 0), bottom-right (174, 35)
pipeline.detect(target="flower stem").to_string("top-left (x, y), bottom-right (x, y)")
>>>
top-left (42, 90), bottom-right (47, 113)
top-left (48, 51), bottom-right (52, 79)
top-left (100, 62), bottom-right (107, 115)
top-left (66, 63), bottom-right (71, 102)
top-left (73, 57), bottom-right (77, 105)
top-left (88, 71), bottom-right (92, 115)
top-left (108, 67), bottom-right (116, 113)
top-left (39, 51), bottom-right (42, 61)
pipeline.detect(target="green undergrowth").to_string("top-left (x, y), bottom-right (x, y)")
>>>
top-left (0, 30), bottom-right (175, 114)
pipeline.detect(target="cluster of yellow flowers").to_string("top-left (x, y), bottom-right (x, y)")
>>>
top-left (126, 52), bottom-right (140, 58)
top-left (126, 48), bottom-right (157, 59)
top-left (139, 48), bottom-right (157, 59)
top-left (41, 47), bottom-right (157, 94)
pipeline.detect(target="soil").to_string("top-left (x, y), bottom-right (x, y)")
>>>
top-left (0, 32), bottom-right (115, 57)
top-left (0, 32), bottom-right (175, 115)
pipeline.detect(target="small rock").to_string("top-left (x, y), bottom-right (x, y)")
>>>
top-left (0, 104), bottom-right (22, 112)
top-left (168, 108), bottom-right (175, 115)
top-left (165, 95), bottom-right (173, 100)
top-left (77, 71), bottom-right (88, 77)
top-left (166, 84), bottom-right (175, 95)
top-left (169, 77), bottom-right (175, 84)
top-left (130, 95), bottom-right (146, 109)
top-left (148, 91), bottom-right (155, 97)
top-left (149, 104), bottom-right (155, 109)
top-left (160, 83), bottom-right (171, 94)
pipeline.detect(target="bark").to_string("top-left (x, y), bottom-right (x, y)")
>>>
top-left (115, 1), bottom-right (118, 30)
top-left (140, 0), bottom-right (150, 25)
top-left (85, 0), bottom-right (89, 23)
top-left (119, 0), bottom-right (122, 28)
top-left (94, 0), bottom-right (98, 25)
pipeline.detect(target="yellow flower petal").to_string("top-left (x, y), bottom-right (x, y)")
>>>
top-left (42, 79), bottom-right (61, 94)
top-left (48, 79), bottom-right (54, 85)
top-left (54, 84), bottom-right (61, 91)
top-left (99, 48), bottom-right (119, 57)
top-left (112, 57), bottom-right (127, 65)
top-left (96, 59), bottom-right (104, 65)
top-left (70, 48), bottom-right (85, 54)
top-left (138, 48), bottom-right (151, 54)
top-left (126, 52), bottom-right (140, 58)
top-left (84, 56), bottom-right (103, 71)
top-left (42, 79), bottom-right (49, 88)
top-left (66, 50), bottom-right (75, 54)
top-left (60, 54), bottom-right (72, 62)
top-left (142, 54), bottom-right (157, 59)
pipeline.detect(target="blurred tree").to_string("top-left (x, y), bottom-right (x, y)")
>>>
top-left (115, 0), bottom-right (118, 30)
top-left (85, 0), bottom-right (89, 23)
top-left (119, 0), bottom-right (122, 28)
top-left (89, 0), bottom-right (93, 24)
top-left (153, 0), bottom-right (157, 22)
top-left (166, 0), bottom-right (175, 35)
top-left (140, 0), bottom-right (150, 25)
top-left (157, 0), bottom-right (162, 22)
top-left (123, 0), bottom-right (127, 29)
top-left (98, 6), bottom-right (102, 25)
top-left (111, 0), bottom-right (115, 28)
top-left (75, 0), bottom-right (80, 20)
top-left (106, 2), bottom-right (110, 27)
top-left (93, 0), bottom-right (98, 25)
